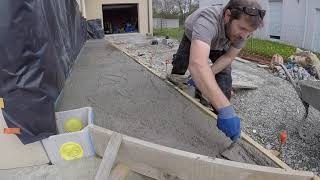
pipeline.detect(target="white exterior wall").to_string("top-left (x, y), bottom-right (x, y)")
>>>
top-left (252, 0), bottom-right (269, 39)
top-left (199, 0), bottom-right (227, 8)
top-left (313, 8), bottom-right (320, 52)
top-left (153, 18), bottom-right (179, 28)
top-left (304, 0), bottom-right (320, 51)
top-left (280, 0), bottom-right (306, 47)
top-left (266, 0), bottom-right (320, 51)
top-left (76, 0), bottom-right (87, 17)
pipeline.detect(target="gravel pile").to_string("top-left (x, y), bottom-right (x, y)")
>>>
top-left (231, 61), bottom-right (320, 174)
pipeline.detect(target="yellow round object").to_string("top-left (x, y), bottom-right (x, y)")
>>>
top-left (59, 142), bottom-right (84, 160)
top-left (64, 118), bottom-right (83, 132)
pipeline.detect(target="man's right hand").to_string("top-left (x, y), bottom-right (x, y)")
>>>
top-left (217, 105), bottom-right (241, 141)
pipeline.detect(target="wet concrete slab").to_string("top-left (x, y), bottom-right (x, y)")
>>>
top-left (56, 40), bottom-right (231, 157)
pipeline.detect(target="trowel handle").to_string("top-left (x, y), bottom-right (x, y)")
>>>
top-left (277, 63), bottom-right (298, 89)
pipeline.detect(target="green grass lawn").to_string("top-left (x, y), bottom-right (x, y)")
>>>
top-left (153, 28), bottom-right (185, 41)
top-left (241, 38), bottom-right (296, 60)
top-left (154, 28), bottom-right (320, 61)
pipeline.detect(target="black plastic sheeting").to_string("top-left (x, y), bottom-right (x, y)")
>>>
top-left (0, 0), bottom-right (86, 144)
top-left (87, 19), bottom-right (105, 39)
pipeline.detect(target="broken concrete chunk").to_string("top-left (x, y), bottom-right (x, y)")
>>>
top-left (235, 57), bottom-right (250, 64)
top-left (151, 39), bottom-right (159, 45)
top-left (257, 64), bottom-right (269, 68)
top-left (162, 39), bottom-right (174, 48)
top-left (232, 82), bottom-right (258, 90)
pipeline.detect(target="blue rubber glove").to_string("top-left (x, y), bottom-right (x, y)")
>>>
top-left (217, 105), bottom-right (241, 141)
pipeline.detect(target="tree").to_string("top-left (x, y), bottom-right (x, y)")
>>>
top-left (153, 0), bottom-right (199, 25)
top-left (153, 0), bottom-right (179, 18)
top-left (174, 0), bottom-right (199, 25)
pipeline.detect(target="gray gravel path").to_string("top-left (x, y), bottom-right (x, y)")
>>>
top-left (232, 61), bottom-right (320, 174)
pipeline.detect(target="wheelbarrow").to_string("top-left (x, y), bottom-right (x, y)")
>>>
top-left (278, 63), bottom-right (320, 140)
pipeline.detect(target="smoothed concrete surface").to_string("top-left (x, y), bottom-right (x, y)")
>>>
top-left (56, 40), bottom-right (230, 157)
top-left (0, 157), bottom-right (100, 180)
top-left (0, 156), bottom-right (154, 180)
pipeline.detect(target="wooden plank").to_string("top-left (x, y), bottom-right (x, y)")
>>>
top-left (241, 133), bottom-right (292, 170)
top-left (109, 42), bottom-right (294, 171)
top-left (232, 82), bottom-right (258, 90)
top-left (89, 125), bottom-right (314, 180)
top-left (235, 57), bottom-right (251, 64)
top-left (109, 163), bottom-right (130, 180)
top-left (313, 176), bottom-right (320, 180)
top-left (95, 132), bottom-right (122, 180)
top-left (124, 161), bottom-right (166, 180)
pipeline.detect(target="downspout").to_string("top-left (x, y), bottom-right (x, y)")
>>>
top-left (147, 0), bottom-right (150, 34)
top-left (302, 0), bottom-right (308, 48)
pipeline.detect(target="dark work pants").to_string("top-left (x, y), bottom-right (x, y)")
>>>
top-left (171, 34), bottom-right (232, 100)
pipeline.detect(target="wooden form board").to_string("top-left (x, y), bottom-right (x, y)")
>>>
top-left (95, 132), bottom-right (122, 180)
top-left (109, 163), bottom-right (131, 180)
top-left (109, 42), bottom-right (292, 171)
top-left (89, 125), bottom-right (314, 180)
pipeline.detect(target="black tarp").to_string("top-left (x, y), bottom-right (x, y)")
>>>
top-left (87, 19), bottom-right (104, 39)
top-left (0, 0), bottom-right (86, 144)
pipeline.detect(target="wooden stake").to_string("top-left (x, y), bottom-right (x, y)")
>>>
top-left (95, 132), bottom-right (122, 180)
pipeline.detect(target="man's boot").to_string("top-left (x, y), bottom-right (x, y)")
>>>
top-left (166, 74), bottom-right (189, 90)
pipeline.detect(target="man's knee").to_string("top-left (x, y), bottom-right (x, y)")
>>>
top-left (171, 34), bottom-right (191, 75)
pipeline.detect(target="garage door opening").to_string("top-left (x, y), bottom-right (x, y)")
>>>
top-left (102, 4), bottom-right (139, 34)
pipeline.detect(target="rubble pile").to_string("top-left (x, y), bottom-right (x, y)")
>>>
top-left (272, 48), bottom-right (320, 81)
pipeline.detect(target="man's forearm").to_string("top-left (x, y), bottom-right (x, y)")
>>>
top-left (211, 54), bottom-right (234, 75)
top-left (189, 40), bottom-right (235, 110)
top-left (189, 61), bottom-right (231, 109)
top-left (211, 47), bottom-right (240, 75)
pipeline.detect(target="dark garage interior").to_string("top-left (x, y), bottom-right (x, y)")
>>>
top-left (102, 4), bottom-right (139, 34)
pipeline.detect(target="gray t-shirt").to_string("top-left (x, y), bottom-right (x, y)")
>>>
top-left (185, 5), bottom-right (246, 50)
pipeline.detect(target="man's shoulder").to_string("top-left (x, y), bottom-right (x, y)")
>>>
top-left (200, 4), bottom-right (224, 17)
top-left (187, 4), bottom-right (223, 23)
top-left (184, 4), bottom-right (224, 45)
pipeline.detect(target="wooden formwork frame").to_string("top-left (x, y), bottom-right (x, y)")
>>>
top-left (91, 125), bottom-right (314, 180)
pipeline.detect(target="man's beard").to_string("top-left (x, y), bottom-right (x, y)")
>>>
top-left (224, 22), bottom-right (232, 41)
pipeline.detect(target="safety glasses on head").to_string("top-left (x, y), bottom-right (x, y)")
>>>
top-left (230, 6), bottom-right (266, 19)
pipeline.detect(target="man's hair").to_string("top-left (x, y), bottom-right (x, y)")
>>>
top-left (224, 0), bottom-right (264, 29)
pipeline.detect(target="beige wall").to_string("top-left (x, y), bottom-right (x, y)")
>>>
top-left (76, 0), bottom-right (87, 17)
top-left (84, 0), bottom-right (152, 34)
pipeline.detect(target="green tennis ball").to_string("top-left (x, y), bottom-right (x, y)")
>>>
top-left (64, 118), bottom-right (83, 132)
